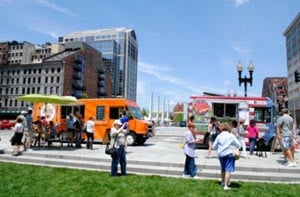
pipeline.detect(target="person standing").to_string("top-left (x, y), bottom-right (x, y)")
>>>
top-left (182, 123), bottom-right (199, 179)
top-left (24, 109), bottom-right (33, 150)
top-left (11, 117), bottom-right (24, 156)
top-left (213, 123), bottom-right (241, 190)
top-left (246, 119), bottom-right (259, 155)
top-left (277, 108), bottom-right (297, 167)
top-left (67, 113), bottom-right (75, 147)
top-left (237, 120), bottom-right (248, 159)
top-left (207, 117), bottom-right (219, 158)
top-left (110, 119), bottom-right (127, 176)
top-left (74, 114), bottom-right (82, 148)
top-left (120, 111), bottom-right (129, 151)
top-left (86, 117), bottom-right (95, 150)
top-left (47, 121), bottom-right (56, 146)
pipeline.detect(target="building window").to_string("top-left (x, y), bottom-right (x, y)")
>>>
top-left (56, 77), bottom-right (60, 83)
top-left (44, 87), bottom-right (47, 94)
top-left (45, 77), bottom-right (48, 83)
top-left (51, 77), bottom-right (54, 83)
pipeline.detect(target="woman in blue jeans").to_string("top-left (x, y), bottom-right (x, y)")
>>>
top-left (183, 123), bottom-right (199, 178)
top-left (246, 119), bottom-right (259, 155)
top-left (110, 119), bottom-right (127, 176)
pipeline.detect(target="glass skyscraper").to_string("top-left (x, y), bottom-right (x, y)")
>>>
top-left (284, 12), bottom-right (300, 125)
top-left (59, 27), bottom-right (138, 102)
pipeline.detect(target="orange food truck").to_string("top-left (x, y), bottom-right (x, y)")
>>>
top-left (33, 98), bottom-right (155, 145)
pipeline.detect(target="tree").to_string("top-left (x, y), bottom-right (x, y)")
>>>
top-left (141, 108), bottom-right (148, 117)
top-left (173, 112), bottom-right (183, 122)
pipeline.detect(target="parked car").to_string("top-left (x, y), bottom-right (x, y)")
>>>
top-left (0, 120), bottom-right (15, 130)
top-left (179, 121), bottom-right (187, 127)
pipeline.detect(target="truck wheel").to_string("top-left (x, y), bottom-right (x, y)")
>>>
top-left (126, 132), bottom-right (136, 146)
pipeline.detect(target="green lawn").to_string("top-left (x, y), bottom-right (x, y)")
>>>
top-left (0, 162), bottom-right (299, 197)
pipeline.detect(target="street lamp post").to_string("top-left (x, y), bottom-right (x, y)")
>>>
top-left (237, 61), bottom-right (255, 97)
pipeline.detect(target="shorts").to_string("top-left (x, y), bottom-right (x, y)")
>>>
top-left (219, 154), bottom-right (235, 172)
top-left (11, 132), bottom-right (23, 146)
top-left (281, 136), bottom-right (294, 150)
top-left (209, 134), bottom-right (217, 142)
top-left (24, 130), bottom-right (33, 142)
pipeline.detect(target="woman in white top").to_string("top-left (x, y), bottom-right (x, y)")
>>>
top-left (86, 117), bottom-right (95, 150)
top-left (110, 119), bottom-right (127, 176)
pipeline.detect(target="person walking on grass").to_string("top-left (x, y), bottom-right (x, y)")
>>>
top-left (213, 122), bottom-right (241, 190)
top-left (182, 123), bottom-right (199, 179)
top-left (277, 108), bottom-right (298, 167)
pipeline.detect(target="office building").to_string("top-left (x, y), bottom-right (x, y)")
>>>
top-left (0, 41), bottom-right (112, 113)
top-left (59, 27), bottom-right (138, 102)
top-left (284, 12), bottom-right (300, 125)
top-left (262, 77), bottom-right (288, 113)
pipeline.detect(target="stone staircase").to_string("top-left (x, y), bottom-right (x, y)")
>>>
top-left (1, 150), bottom-right (300, 183)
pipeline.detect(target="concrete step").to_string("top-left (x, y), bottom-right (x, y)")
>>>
top-left (1, 151), bottom-right (300, 183)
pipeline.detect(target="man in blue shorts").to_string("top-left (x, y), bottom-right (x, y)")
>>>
top-left (277, 108), bottom-right (297, 167)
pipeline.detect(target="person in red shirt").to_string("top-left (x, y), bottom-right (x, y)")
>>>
top-left (246, 119), bottom-right (259, 155)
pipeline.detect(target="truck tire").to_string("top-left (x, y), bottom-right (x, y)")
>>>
top-left (126, 132), bottom-right (136, 146)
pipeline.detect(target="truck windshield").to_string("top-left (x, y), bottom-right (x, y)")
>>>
top-left (254, 107), bottom-right (272, 123)
top-left (128, 106), bottom-right (144, 120)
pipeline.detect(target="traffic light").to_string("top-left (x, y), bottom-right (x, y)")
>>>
top-left (294, 71), bottom-right (300, 83)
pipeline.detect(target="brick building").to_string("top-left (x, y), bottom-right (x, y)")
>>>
top-left (0, 41), bottom-right (112, 112)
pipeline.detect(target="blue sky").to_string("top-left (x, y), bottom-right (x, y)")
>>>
top-left (0, 0), bottom-right (300, 111)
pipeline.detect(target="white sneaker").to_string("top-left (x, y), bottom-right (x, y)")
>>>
top-left (182, 174), bottom-right (190, 178)
top-left (192, 176), bottom-right (201, 179)
top-left (293, 162), bottom-right (298, 167)
top-left (224, 186), bottom-right (231, 190)
top-left (221, 182), bottom-right (231, 187)
top-left (286, 162), bottom-right (296, 167)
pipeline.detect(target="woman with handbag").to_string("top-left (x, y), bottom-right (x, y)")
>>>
top-left (110, 119), bottom-right (127, 176)
top-left (213, 123), bottom-right (241, 190)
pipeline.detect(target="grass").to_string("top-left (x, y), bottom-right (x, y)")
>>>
top-left (0, 162), bottom-right (299, 197)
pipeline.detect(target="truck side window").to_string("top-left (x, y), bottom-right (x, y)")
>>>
top-left (96, 106), bottom-right (105, 121)
top-left (109, 107), bottom-right (120, 119)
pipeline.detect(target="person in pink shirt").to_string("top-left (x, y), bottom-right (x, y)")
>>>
top-left (246, 119), bottom-right (259, 155)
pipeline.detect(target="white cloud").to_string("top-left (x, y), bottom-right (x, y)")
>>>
top-left (232, 0), bottom-right (250, 7)
top-left (232, 43), bottom-right (251, 53)
top-left (35, 0), bottom-right (76, 17)
top-left (138, 61), bottom-right (229, 102)
top-left (29, 24), bottom-right (60, 39)
top-left (224, 80), bottom-right (232, 86)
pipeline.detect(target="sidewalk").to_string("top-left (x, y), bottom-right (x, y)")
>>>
top-left (1, 128), bottom-right (300, 183)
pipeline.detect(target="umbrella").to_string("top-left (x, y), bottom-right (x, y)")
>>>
top-left (15, 94), bottom-right (78, 105)
top-left (15, 94), bottom-right (79, 121)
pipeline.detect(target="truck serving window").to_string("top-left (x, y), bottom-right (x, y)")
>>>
top-left (96, 106), bottom-right (105, 120)
top-left (109, 107), bottom-right (120, 119)
top-left (212, 103), bottom-right (237, 118)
